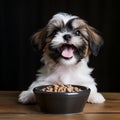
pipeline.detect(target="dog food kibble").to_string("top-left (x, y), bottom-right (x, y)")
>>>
top-left (41, 83), bottom-right (81, 92)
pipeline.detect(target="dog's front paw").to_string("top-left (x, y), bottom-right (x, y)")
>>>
top-left (88, 92), bottom-right (105, 103)
top-left (18, 91), bottom-right (36, 104)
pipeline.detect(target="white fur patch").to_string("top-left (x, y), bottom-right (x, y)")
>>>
top-left (18, 57), bottom-right (105, 104)
top-left (50, 12), bottom-right (78, 25)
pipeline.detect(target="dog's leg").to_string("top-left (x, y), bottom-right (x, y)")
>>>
top-left (18, 81), bottom-right (37, 104)
top-left (88, 92), bottom-right (105, 103)
top-left (87, 85), bottom-right (105, 103)
top-left (18, 90), bottom-right (36, 104)
top-left (18, 80), bottom-right (49, 104)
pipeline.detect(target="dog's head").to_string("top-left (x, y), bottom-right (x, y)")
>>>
top-left (32, 12), bottom-right (103, 65)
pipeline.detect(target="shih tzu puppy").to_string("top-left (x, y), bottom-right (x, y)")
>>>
top-left (18, 12), bottom-right (105, 104)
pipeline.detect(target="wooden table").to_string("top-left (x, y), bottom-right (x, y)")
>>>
top-left (0, 91), bottom-right (120, 120)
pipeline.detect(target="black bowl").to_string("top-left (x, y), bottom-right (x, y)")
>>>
top-left (33, 85), bottom-right (90, 114)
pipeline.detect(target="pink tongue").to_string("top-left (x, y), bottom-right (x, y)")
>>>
top-left (62, 48), bottom-right (74, 58)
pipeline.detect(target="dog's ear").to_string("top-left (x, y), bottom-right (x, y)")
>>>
top-left (86, 25), bottom-right (104, 56)
top-left (32, 27), bottom-right (48, 52)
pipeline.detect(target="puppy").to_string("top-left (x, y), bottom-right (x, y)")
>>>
top-left (18, 12), bottom-right (105, 104)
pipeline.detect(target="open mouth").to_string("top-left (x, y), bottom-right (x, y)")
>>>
top-left (58, 44), bottom-right (77, 59)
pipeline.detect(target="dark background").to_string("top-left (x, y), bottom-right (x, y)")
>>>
top-left (0, 0), bottom-right (120, 92)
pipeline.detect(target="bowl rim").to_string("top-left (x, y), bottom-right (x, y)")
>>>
top-left (33, 85), bottom-right (90, 95)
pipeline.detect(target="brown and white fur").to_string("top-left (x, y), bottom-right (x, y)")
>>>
top-left (18, 12), bottom-right (105, 104)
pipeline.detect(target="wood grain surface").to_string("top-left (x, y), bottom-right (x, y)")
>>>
top-left (0, 91), bottom-right (120, 120)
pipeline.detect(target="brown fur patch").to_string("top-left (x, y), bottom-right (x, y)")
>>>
top-left (32, 27), bottom-right (48, 51)
top-left (48, 19), bottom-right (64, 37)
top-left (71, 18), bottom-right (103, 56)
top-left (72, 18), bottom-right (102, 45)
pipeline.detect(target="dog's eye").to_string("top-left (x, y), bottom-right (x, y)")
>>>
top-left (48, 29), bottom-right (58, 37)
top-left (52, 29), bottom-right (58, 36)
top-left (74, 30), bottom-right (81, 36)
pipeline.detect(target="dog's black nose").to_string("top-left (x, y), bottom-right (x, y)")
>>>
top-left (63, 34), bottom-right (71, 41)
